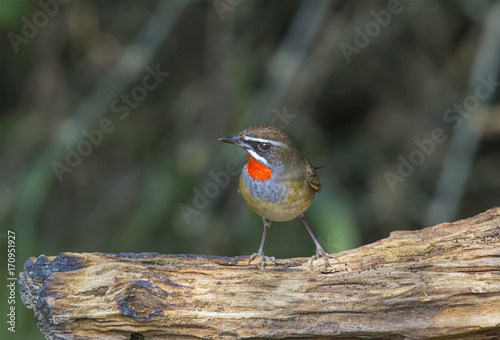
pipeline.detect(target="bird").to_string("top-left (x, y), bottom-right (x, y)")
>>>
top-left (218, 125), bottom-right (336, 269)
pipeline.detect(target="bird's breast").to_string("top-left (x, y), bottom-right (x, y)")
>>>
top-left (241, 164), bottom-right (287, 203)
top-left (239, 163), bottom-right (315, 222)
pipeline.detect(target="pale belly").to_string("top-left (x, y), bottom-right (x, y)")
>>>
top-left (239, 168), bottom-right (315, 222)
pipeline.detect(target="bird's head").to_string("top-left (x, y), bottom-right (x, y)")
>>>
top-left (218, 125), bottom-right (304, 181)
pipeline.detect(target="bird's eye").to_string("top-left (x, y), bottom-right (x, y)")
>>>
top-left (258, 142), bottom-right (271, 151)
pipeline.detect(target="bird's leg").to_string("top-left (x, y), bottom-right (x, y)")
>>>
top-left (299, 214), bottom-right (339, 269)
top-left (249, 218), bottom-right (276, 268)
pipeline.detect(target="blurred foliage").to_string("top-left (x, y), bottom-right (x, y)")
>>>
top-left (1, 1), bottom-right (500, 339)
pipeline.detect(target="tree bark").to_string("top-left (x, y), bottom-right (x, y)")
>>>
top-left (19, 208), bottom-right (500, 339)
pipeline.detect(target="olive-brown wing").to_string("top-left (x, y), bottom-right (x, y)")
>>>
top-left (305, 161), bottom-right (322, 193)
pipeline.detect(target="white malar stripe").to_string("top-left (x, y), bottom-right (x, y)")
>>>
top-left (242, 136), bottom-right (286, 147)
top-left (245, 149), bottom-right (269, 166)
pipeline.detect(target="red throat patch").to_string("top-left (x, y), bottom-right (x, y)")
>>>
top-left (246, 154), bottom-right (272, 181)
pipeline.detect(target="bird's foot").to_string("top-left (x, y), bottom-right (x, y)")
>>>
top-left (249, 250), bottom-right (276, 269)
top-left (311, 247), bottom-right (339, 269)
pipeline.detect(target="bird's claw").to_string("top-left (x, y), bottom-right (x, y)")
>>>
top-left (249, 250), bottom-right (276, 269)
top-left (311, 247), bottom-right (339, 269)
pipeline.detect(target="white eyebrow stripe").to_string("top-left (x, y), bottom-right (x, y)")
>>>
top-left (245, 149), bottom-right (270, 166)
top-left (243, 136), bottom-right (286, 147)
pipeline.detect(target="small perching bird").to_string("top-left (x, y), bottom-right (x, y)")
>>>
top-left (219, 125), bottom-right (336, 268)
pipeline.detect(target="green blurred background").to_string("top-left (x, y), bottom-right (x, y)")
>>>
top-left (1, 0), bottom-right (499, 338)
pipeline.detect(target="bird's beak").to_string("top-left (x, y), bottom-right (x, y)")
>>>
top-left (218, 136), bottom-right (245, 147)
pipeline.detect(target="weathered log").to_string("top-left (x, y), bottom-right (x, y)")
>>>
top-left (19, 208), bottom-right (500, 339)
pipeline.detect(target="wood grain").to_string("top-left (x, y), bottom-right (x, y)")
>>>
top-left (19, 208), bottom-right (500, 339)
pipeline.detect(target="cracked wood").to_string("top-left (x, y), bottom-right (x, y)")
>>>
top-left (19, 208), bottom-right (500, 339)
